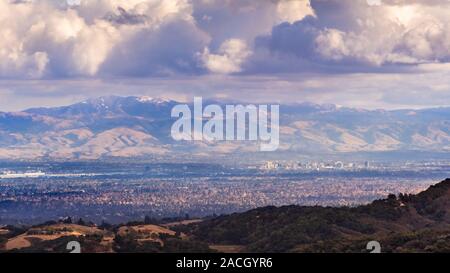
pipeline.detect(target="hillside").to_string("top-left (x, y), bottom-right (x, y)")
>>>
top-left (184, 178), bottom-right (450, 252)
top-left (0, 179), bottom-right (449, 253)
top-left (0, 96), bottom-right (449, 160)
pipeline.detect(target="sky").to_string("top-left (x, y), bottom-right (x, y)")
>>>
top-left (1, 0), bottom-right (450, 111)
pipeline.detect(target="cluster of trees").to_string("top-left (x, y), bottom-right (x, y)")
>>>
top-left (188, 205), bottom-right (381, 252)
top-left (188, 179), bottom-right (450, 252)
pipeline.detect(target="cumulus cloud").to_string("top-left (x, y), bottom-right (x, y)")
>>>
top-left (1, 0), bottom-right (450, 79)
top-left (192, 0), bottom-right (313, 41)
top-left (251, 0), bottom-right (450, 72)
top-left (0, 0), bottom-right (207, 78)
top-left (199, 39), bottom-right (251, 74)
top-left (0, 0), bottom-right (314, 79)
top-left (276, 0), bottom-right (314, 24)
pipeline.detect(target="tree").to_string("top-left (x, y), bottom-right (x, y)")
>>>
top-left (144, 215), bottom-right (156, 224)
top-left (100, 221), bottom-right (112, 230)
top-left (77, 218), bottom-right (86, 226)
top-left (388, 194), bottom-right (397, 200)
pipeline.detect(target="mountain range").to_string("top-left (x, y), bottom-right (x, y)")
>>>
top-left (0, 96), bottom-right (449, 161)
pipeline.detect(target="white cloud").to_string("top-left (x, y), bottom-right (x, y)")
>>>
top-left (1, 0), bottom-right (450, 109)
top-left (199, 39), bottom-right (251, 74)
top-left (254, 0), bottom-right (450, 72)
top-left (276, 0), bottom-right (314, 24)
top-left (0, 0), bottom-right (316, 78)
top-left (0, 0), bottom-right (448, 112)
top-left (193, 0), bottom-right (313, 45)
top-left (0, 0), bottom-right (206, 78)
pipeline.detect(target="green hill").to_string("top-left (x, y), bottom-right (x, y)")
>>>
top-left (184, 179), bottom-right (450, 252)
